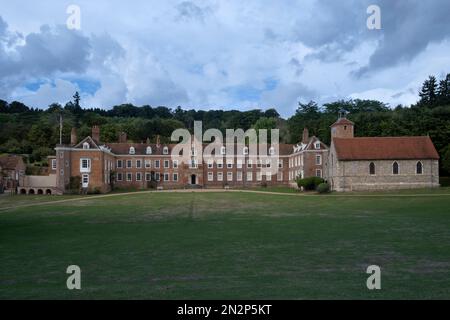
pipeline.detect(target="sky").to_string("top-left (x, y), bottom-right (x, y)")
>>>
top-left (0, 0), bottom-right (449, 117)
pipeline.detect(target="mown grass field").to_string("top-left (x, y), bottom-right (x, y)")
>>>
top-left (1, 189), bottom-right (450, 299)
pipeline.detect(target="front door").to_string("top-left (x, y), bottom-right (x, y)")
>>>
top-left (191, 174), bottom-right (196, 185)
top-left (82, 174), bottom-right (89, 188)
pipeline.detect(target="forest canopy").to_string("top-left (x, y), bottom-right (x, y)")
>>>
top-left (1, 73), bottom-right (449, 175)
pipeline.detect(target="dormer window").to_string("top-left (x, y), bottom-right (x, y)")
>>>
top-left (83, 142), bottom-right (90, 150)
top-left (315, 142), bottom-right (321, 150)
top-left (163, 146), bottom-right (169, 155)
top-left (269, 147), bottom-right (275, 155)
top-left (221, 146), bottom-right (226, 155)
top-left (129, 147), bottom-right (136, 155)
top-left (146, 146), bottom-right (152, 155)
top-left (243, 147), bottom-right (249, 155)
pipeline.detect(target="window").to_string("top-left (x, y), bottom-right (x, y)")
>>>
top-left (190, 159), bottom-right (198, 169)
top-left (126, 173), bottom-right (132, 181)
top-left (269, 147), bottom-right (275, 155)
top-left (316, 169), bottom-right (322, 178)
top-left (164, 173), bottom-right (169, 182)
top-left (256, 172), bottom-right (262, 181)
top-left (217, 172), bottom-right (223, 181)
top-left (83, 142), bottom-right (90, 150)
top-left (60, 169), bottom-right (64, 176)
top-left (315, 142), bottom-right (321, 150)
top-left (164, 160), bottom-right (170, 168)
top-left (257, 159), bottom-right (262, 168)
top-left (136, 160), bottom-right (142, 169)
top-left (163, 146), bottom-right (169, 155)
top-left (117, 160), bottom-right (123, 168)
top-left (393, 162), bottom-right (399, 175)
top-left (82, 174), bottom-right (89, 184)
top-left (416, 161), bottom-right (423, 175)
top-left (316, 155), bottom-right (322, 165)
top-left (227, 160), bottom-right (233, 169)
top-left (145, 160), bottom-right (151, 168)
top-left (369, 162), bottom-right (376, 175)
top-left (145, 173), bottom-right (151, 181)
top-left (278, 160), bottom-right (283, 168)
top-left (207, 160), bottom-right (213, 169)
top-left (237, 171), bottom-right (243, 181)
top-left (117, 173), bottom-right (123, 181)
top-left (155, 173), bottom-right (160, 181)
top-left (227, 172), bottom-right (233, 182)
top-left (127, 160), bottom-right (132, 168)
top-left (247, 160), bottom-right (252, 168)
top-left (146, 146), bottom-right (152, 155)
top-left (217, 159), bottom-right (223, 169)
top-left (80, 158), bottom-right (91, 173)
top-left (266, 159), bottom-right (271, 168)
top-left (243, 147), bottom-right (249, 155)
top-left (220, 146), bottom-right (226, 155)
top-left (277, 172), bottom-right (283, 181)
top-left (173, 160), bottom-right (178, 169)
top-left (136, 172), bottom-right (142, 181)
top-left (51, 159), bottom-right (57, 170)
top-left (266, 172), bottom-right (272, 181)
top-left (129, 147), bottom-right (135, 155)
top-left (155, 160), bottom-right (160, 168)
top-left (208, 172), bottom-right (214, 182)
top-left (173, 173), bottom-right (178, 182)
top-left (237, 159), bottom-right (243, 169)
top-left (247, 172), bottom-right (253, 181)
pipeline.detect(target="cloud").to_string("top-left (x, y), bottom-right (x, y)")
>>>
top-left (0, 1), bottom-right (449, 116)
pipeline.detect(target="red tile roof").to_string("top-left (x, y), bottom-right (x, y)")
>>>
top-left (333, 136), bottom-right (439, 160)
top-left (330, 118), bottom-right (354, 127)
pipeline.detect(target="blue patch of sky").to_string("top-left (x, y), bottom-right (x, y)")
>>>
top-left (67, 78), bottom-right (101, 95)
top-left (224, 78), bottom-right (279, 101)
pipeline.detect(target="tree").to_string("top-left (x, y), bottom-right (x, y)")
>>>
top-left (419, 75), bottom-right (438, 107)
top-left (438, 74), bottom-right (450, 106)
top-left (296, 101), bottom-right (319, 116)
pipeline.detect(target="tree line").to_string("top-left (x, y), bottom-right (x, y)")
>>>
top-left (0, 73), bottom-right (449, 175)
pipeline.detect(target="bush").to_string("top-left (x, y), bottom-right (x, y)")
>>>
top-left (297, 177), bottom-right (325, 191)
top-left (316, 182), bottom-right (330, 194)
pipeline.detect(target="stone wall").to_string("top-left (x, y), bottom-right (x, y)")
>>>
top-left (329, 156), bottom-right (439, 191)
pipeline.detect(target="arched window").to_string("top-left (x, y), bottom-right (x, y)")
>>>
top-left (369, 162), bottom-right (376, 175)
top-left (129, 147), bottom-right (135, 155)
top-left (83, 142), bottom-right (90, 150)
top-left (146, 146), bottom-right (152, 155)
top-left (416, 161), bottom-right (423, 174)
top-left (220, 146), bottom-right (226, 155)
top-left (393, 161), bottom-right (399, 175)
top-left (163, 146), bottom-right (169, 155)
top-left (243, 146), bottom-right (249, 155)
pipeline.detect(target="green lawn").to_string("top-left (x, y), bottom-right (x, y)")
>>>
top-left (1, 190), bottom-right (450, 299)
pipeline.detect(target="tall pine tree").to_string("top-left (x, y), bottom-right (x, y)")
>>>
top-left (419, 75), bottom-right (438, 107)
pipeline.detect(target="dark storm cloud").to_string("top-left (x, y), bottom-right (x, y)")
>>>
top-left (0, 18), bottom-right (91, 96)
top-left (295, 0), bottom-right (450, 76)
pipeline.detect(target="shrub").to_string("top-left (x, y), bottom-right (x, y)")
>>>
top-left (260, 182), bottom-right (268, 188)
top-left (316, 182), bottom-right (330, 194)
top-left (297, 177), bottom-right (325, 191)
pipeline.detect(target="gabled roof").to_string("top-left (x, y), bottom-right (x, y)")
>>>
top-left (74, 136), bottom-right (100, 149)
top-left (333, 136), bottom-right (439, 160)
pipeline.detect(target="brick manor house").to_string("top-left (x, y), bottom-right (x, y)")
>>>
top-left (18, 113), bottom-right (439, 194)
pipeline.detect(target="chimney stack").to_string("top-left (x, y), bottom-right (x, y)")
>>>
top-left (119, 132), bottom-right (127, 143)
top-left (156, 135), bottom-right (161, 148)
top-left (92, 126), bottom-right (100, 143)
top-left (146, 137), bottom-right (150, 144)
top-left (302, 128), bottom-right (309, 144)
top-left (70, 128), bottom-right (77, 145)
